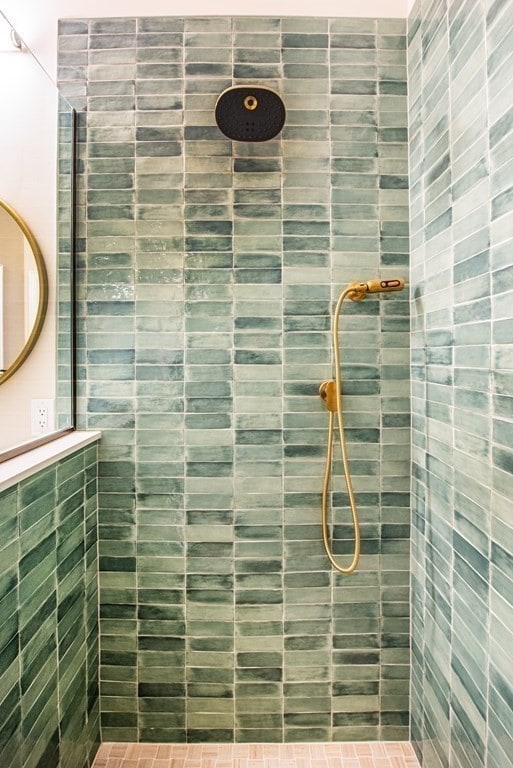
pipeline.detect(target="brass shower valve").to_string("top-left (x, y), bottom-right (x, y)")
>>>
top-left (319, 380), bottom-right (338, 412)
top-left (347, 282), bottom-right (368, 301)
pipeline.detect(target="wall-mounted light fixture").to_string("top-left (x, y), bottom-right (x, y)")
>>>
top-left (0, 13), bottom-right (23, 52)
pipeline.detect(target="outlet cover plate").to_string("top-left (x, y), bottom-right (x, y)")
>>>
top-left (31, 398), bottom-right (55, 436)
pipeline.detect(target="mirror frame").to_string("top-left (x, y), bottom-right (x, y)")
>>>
top-left (0, 198), bottom-right (48, 385)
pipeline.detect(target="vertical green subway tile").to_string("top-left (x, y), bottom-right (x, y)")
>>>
top-left (56, 13), bottom-right (411, 745)
top-left (408, 0), bottom-right (513, 765)
top-left (0, 444), bottom-right (99, 768)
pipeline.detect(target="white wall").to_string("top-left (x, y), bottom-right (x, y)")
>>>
top-left (0, 45), bottom-right (58, 451)
top-left (1, 0), bottom-right (408, 78)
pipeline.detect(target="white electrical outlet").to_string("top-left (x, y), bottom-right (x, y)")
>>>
top-left (31, 399), bottom-right (55, 436)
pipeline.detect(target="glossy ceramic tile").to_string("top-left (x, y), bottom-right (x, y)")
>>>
top-left (58, 15), bottom-right (410, 744)
top-left (408, 0), bottom-right (513, 767)
top-left (0, 444), bottom-right (99, 768)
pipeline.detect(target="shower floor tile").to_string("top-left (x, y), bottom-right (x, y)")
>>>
top-left (92, 742), bottom-right (420, 768)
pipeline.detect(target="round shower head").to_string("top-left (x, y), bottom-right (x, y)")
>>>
top-left (215, 85), bottom-right (286, 142)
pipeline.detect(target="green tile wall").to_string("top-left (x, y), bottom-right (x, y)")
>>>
top-left (57, 97), bottom-right (76, 430)
top-left (0, 444), bottom-right (99, 768)
top-left (58, 16), bottom-right (410, 743)
top-left (409, 1), bottom-right (513, 766)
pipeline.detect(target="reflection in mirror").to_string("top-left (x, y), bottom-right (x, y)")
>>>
top-left (0, 199), bottom-right (48, 382)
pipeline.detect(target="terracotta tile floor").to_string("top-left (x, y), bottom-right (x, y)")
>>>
top-left (92, 742), bottom-right (420, 768)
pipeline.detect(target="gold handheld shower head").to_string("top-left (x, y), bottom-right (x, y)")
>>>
top-left (347, 277), bottom-right (405, 301)
top-left (319, 274), bottom-right (407, 575)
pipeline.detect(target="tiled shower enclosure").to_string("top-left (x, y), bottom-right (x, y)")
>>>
top-left (58, 16), bottom-right (410, 744)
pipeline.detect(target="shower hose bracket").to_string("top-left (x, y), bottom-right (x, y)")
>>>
top-left (319, 380), bottom-right (339, 412)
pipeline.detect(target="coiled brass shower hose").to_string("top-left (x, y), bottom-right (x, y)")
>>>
top-left (320, 278), bottom-right (405, 575)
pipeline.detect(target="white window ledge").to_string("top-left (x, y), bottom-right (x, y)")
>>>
top-left (0, 430), bottom-right (101, 493)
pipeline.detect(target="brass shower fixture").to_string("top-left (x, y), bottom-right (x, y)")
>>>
top-left (320, 276), bottom-right (406, 575)
top-left (347, 277), bottom-right (405, 301)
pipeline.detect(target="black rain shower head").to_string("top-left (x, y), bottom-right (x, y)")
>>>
top-left (215, 85), bottom-right (286, 142)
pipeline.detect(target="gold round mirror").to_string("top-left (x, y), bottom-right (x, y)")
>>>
top-left (0, 199), bottom-right (48, 385)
